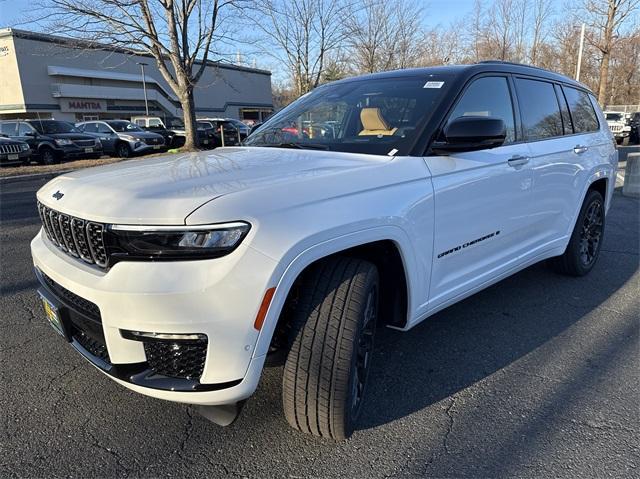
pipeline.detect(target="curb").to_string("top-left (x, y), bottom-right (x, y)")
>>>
top-left (0, 169), bottom-right (73, 183)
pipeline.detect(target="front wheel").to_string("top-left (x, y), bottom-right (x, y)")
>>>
top-left (116, 142), bottom-right (131, 158)
top-left (549, 189), bottom-right (605, 276)
top-left (282, 256), bottom-right (379, 440)
top-left (39, 147), bottom-right (58, 165)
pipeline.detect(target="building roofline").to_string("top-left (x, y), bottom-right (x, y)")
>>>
top-left (0, 27), bottom-right (271, 76)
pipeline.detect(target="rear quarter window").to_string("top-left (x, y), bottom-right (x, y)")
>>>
top-left (563, 86), bottom-right (599, 133)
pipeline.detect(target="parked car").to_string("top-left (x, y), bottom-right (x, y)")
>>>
top-left (604, 111), bottom-right (632, 145)
top-left (76, 120), bottom-right (165, 157)
top-left (628, 111), bottom-right (640, 145)
top-left (196, 119), bottom-right (242, 146)
top-left (195, 121), bottom-right (219, 148)
top-left (0, 134), bottom-right (31, 165)
top-left (224, 118), bottom-right (250, 138)
top-left (0, 119), bottom-right (102, 164)
top-left (31, 62), bottom-right (616, 440)
top-left (131, 116), bottom-right (186, 148)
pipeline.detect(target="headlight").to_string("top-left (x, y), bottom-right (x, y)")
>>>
top-left (106, 222), bottom-right (250, 261)
top-left (623, 126), bottom-right (631, 132)
top-left (55, 139), bottom-right (72, 146)
top-left (20, 143), bottom-right (29, 151)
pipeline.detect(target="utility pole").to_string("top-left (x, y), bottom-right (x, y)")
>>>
top-left (137, 61), bottom-right (150, 116)
top-left (576, 23), bottom-right (586, 81)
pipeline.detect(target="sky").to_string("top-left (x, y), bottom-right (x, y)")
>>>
top-left (0, 0), bottom-right (478, 81)
top-left (0, 0), bottom-right (478, 34)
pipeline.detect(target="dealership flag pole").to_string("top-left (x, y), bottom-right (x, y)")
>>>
top-left (137, 62), bottom-right (150, 116)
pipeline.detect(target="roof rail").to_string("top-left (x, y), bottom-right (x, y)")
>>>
top-left (477, 60), bottom-right (533, 67)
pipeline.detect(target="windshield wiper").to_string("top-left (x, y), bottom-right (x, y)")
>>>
top-left (262, 142), bottom-right (329, 150)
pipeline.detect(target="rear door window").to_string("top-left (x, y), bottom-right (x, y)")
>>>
top-left (515, 78), bottom-right (563, 140)
top-left (563, 87), bottom-right (599, 133)
top-left (447, 76), bottom-right (516, 143)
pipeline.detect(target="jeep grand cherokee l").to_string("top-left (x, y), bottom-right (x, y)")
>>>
top-left (0, 120), bottom-right (102, 164)
top-left (31, 62), bottom-right (616, 440)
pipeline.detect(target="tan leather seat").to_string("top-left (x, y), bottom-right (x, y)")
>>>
top-left (358, 107), bottom-right (398, 136)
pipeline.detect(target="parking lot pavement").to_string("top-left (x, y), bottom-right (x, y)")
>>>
top-left (1, 177), bottom-right (638, 478)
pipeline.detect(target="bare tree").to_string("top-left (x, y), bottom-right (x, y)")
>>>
top-left (43, 0), bottom-right (241, 150)
top-left (244, 0), bottom-right (350, 96)
top-left (345, 0), bottom-right (422, 74)
top-left (580, 0), bottom-right (640, 104)
top-left (530, 0), bottom-right (554, 64)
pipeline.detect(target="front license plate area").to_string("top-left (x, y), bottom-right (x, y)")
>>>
top-left (153, 145), bottom-right (161, 149)
top-left (84, 147), bottom-right (93, 153)
top-left (8, 154), bottom-right (19, 160)
top-left (40, 293), bottom-right (65, 337)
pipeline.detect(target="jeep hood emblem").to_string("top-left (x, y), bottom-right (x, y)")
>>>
top-left (52, 191), bottom-right (64, 200)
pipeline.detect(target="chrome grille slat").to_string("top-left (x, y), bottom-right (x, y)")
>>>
top-left (48, 210), bottom-right (67, 251)
top-left (0, 144), bottom-right (22, 154)
top-left (70, 218), bottom-right (94, 263)
top-left (58, 214), bottom-right (79, 257)
top-left (37, 201), bottom-right (107, 268)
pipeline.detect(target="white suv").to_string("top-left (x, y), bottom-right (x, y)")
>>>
top-left (31, 62), bottom-right (617, 440)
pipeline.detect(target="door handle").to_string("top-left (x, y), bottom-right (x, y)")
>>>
top-left (507, 155), bottom-right (530, 167)
top-left (573, 145), bottom-right (589, 154)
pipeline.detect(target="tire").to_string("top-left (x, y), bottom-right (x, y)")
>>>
top-left (116, 142), bottom-right (131, 158)
top-left (39, 147), bottom-right (58, 165)
top-left (549, 189), bottom-right (605, 276)
top-left (282, 256), bottom-right (379, 440)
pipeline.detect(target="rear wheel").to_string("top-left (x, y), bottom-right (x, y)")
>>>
top-left (549, 189), bottom-right (605, 276)
top-left (282, 256), bottom-right (379, 440)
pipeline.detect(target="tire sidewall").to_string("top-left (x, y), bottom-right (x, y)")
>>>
top-left (343, 271), bottom-right (379, 436)
top-left (40, 147), bottom-right (57, 165)
top-left (568, 190), bottom-right (605, 275)
top-left (117, 142), bottom-right (131, 158)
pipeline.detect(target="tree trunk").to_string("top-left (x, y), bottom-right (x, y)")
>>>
top-left (181, 91), bottom-right (198, 151)
top-left (598, 51), bottom-right (610, 105)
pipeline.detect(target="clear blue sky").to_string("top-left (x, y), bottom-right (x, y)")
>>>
top-left (0, 0), bottom-right (478, 31)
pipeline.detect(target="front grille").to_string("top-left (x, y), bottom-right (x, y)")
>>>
top-left (609, 125), bottom-right (622, 132)
top-left (74, 139), bottom-right (97, 147)
top-left (142, 137), bottom-right (163, 145)
top-left (37, 202), bottom-right (108, 268)
top-left (40, 271), bottom-right (101, 321)
top-left (0, 144), bottom-right (23, 154)
top-left (144, 340), bottom-right (207, 380)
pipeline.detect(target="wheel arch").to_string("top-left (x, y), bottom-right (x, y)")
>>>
top-left (252, 227), bottom-right (415, 359)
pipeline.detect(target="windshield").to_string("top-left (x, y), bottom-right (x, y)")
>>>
top-left (31, 120), bottom-right (79, 134)
top-left (166, 118), bottom-right (185, 128)
top-left (606, 113), bottom-right (623, 121)
top-left (197, 121), bottom-right (213, 129)
top-left (109, 121), bottom-right (142, 132)
top-left (244, 76), bottom-right (451, 155)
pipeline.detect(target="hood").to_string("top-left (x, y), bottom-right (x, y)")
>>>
top-left (37, 147), bottom-right (391, 225)
top-left (45, 132), bottom-right (97, 140)
top-left (122, 131), bottom-right (164, 139)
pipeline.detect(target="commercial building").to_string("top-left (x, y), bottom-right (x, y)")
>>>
top-left (0, 28), bottom-right (273, 124)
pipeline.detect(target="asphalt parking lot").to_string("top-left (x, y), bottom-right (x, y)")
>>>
top-left (1, 152), bottom-right (638, 478)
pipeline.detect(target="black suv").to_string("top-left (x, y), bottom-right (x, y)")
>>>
top-left (629, 112), bottom-right (640, 145)
top-left (0, 135), bottom-right (31, 165)
top-left (0, 120), bottom-right (103, 164)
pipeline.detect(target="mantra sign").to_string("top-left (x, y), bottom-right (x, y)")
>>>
top-left (60, 99), bottom-right (106, 112)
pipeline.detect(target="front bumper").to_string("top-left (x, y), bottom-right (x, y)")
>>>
top-left (0, 149), bottom-right (30, 164)
top-left (31, 229), bottom-right (277, 405)
top-left (59, 144), bottom-right (103, 158)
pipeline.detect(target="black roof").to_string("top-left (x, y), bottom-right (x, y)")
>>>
top-left (332, 61), bottom-right (590, 93)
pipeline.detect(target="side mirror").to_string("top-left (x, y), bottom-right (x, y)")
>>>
top-left (249, 123), bottom-right (263, 135)
top-left (432, 116), bottom-right (506, 154)
top-left (24, 131), bottom-right (37, 138)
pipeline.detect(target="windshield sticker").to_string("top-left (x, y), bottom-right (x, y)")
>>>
top-left (423, 81), bottom-right (444, 89)
top-left (387, 148), bottom-right (399, 156)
